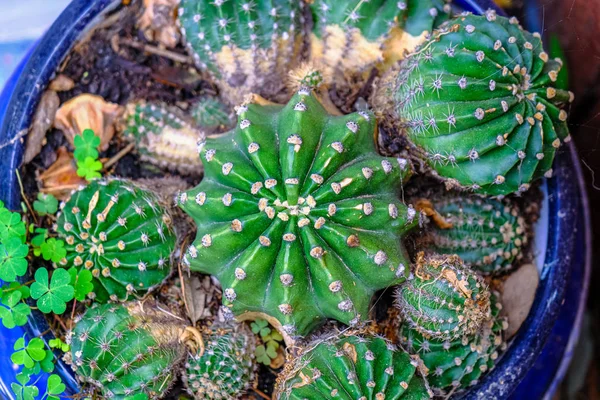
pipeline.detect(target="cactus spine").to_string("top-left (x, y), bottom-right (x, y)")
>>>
top-left (178, 87), bottom-right (417, 338)
top-left (69, 301), bottom-right (187, 399)
top-left (56, 179), bottom-right (176, 302)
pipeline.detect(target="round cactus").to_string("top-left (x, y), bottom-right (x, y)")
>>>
top-left (378, 10), bottom-right (574, 196)
top-left (309, 0), bottom-right (451, 86)
top-left (399, 293), bottom-right (508, 392)
top-left (178, 87), bottom-right (417, 338)
top-left (69, 301), bottom-right (187, 399)
top-left (122, 101), bottom-right (205, 175)
top-left (274, 330), bottom-right (433, 399)
top-left (56, 179), bottom-right (176, 302)
top-left (190, 97), bottom-right (234, 132)
top-left (417, 195), bottom-right (528, 275)
top-left (183, 323), bottom-right (257, 399)
top-left (177, 0), bottom-right (305, 105)
top-left (396, 253), bottom-right (491, 341)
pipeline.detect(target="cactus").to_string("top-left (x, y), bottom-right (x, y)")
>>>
top-left (399, 292), bottom-right (508, 392)
top-left (177, 0), bottom-right (305, 105)
top-left (396, 253), bottom-right (491, 341)
top-left (378, 10), bottom-right (574, 196)
top-left (69, 301), bottom-right (187, 399)
top-left (274, 330), bottom-right (432, 399)
top-left (184, 323), bottom-right (257, 399)
top-left (122, 101), bottom-right (205, 175)
top-left (178, 87), bottom-right (417, 338)
top-left (55, 179), bottom-right (176, 302)
top-left (416, 195), bottom-right (528, 275)
top-left (190, 97), bottom-right (234, 132)
top-left (309, 0), bottom-right (451, 86)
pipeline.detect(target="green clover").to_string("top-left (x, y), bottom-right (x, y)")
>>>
top-left (45, 374), bottom-right (66, 400)
top-left (255, 344), bottom-right (277, 366)
top-left (2, 282), bottom-right (31, 299)
top-left (0, 237), bottom-right (29, 282)
top-left (73, 129), bottom-right (100, 162)
top-left (11, 373), bottom-right (39, 400)
top-left (68, 267), bottom-right (94, 301)
top-left (30, 268), bottom-right (74, 314)
top-left (250, 319), bottom-right (271, 338)
top-left (40, 238), bottom-right (67, 264)
top-left (11, 337), bottom-right (46, 369)
top-left (31, 228), bottom-right (48, 257)
top-left (0, 208), bottom-right (26, 242)
top-left (76, 156), bottom-right (103, 180)
top-left (0, 291), bottom-right (31, 328)
top-left (33, 193), bottom-right (58, 216)
top-left (49, 338), bottom-right (70, 352)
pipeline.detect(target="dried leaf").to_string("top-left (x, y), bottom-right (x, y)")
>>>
top-left (38, 147), bottom-right (86, 200)
top-left (23, 91), bottom-right (60, 164)
top-left (501, 263), bottom-right (539, 338)
top-left (48, 75), bottom-right (75, 92)
top-left (180, 270), bottom-right (211, 325)
top-left (138, 0), bottom-right (181, 48)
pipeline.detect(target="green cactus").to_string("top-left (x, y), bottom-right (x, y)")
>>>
top-left (177, 0), bottom-right (305, 105)
top-left (184, 323), bottom-right (257, 399)
top-left (399, 292), bottom-right (508, 392)
top-left (55, 179), bottom-right (176, 303)
top-left (378, 10), bottom-right (573, 196)
top-left (309, 0), bottom-right (451, 86)
top-left (122, 101), bottom-right (205, 175)
top-left (274, 330), bottom-right (433, 399)
top-left (178, 87), bottom-right (417, 338)
top-left (190, 97), bottom-right (234, 132)
top-left (69, 301), bottom-right (187, 399)
top-left (416, 195), bottom-right (528, 275)
top-left (396, 253), bottom-right (491, 341)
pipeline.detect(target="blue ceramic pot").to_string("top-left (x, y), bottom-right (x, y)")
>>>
top-left (0, 0), bottom-right (591, 399)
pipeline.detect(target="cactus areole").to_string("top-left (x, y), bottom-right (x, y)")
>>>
top-left (56, 179), bottom-right (177, 303)
top-left (178, 88), bottom-right (417, 338)
top-left (383, 11), bottom-right (573, 196)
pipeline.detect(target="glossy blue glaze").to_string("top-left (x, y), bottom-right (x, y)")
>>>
top-left (0, 1), bottom-right (590, 399)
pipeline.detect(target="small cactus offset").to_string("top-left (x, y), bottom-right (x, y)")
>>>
top-left (122, 101), bottom-right (205, 175)
top-left (309, 0), bottom-right (451, 86)
top-left (178, 0), bottom-right (305, 105)
top-left (178, 87), bottom-right (417, 338)
top-left (69, 301), bottom-right (187, 399)
top-left (184, 323), bottom-right (257, 399)
top-left (379, 10), bottom-right (574, 196)
top-left (416, 195), bottom-right (528, 275)
top-left (399, 293), bottom-right (508, 392)
top-left (396, 253), bottom-right (491, 341)
top-left (56, 179), bottom-right (176, 302)
top-left (274, 330), bottom-right (433, 399)
top-left (190, 97), bottom-right (234, 132)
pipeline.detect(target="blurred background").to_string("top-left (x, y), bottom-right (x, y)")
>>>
top-left (0, 0), bottom-right (598, 399)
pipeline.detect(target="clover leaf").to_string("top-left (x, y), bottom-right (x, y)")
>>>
top-left (46, 374), bottom-right (66, 400)
top-left (0, 291), bottom-right (31, 328)
top-left (30, 268), bottom-right (74, 314)
top-left (0, 208), bottom-right (26, 242)
top-left (251, 319), bottom-right (271, 337)
top-left (2, 282), bottom-right (30, 299)
top-left (73, 129), bottom-right (100, 162)
top-left (33, 193), bottom-right (58, 217)
top-left (40, 238), bottom-right (67, 264)
top-left (68, 267), bottom-right (94, 301)
top-left (255, 344), bottom-right (277, 366)
top-left (49, 338), bottom-right (70, 352)
top-left (11, 337), bottom-right (46, 369)
top-left (31, 228), bottom-right (48, 257)
top-left (76, 156), bottom-right (103, 180)
top-left (0, 237), bottom-right (29, 282)
top-left (11, 373), bottom-right (39, 400)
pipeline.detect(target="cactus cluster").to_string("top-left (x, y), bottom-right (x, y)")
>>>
top-left (178, 88), bottom-right (417, 337)
top-left (184, 323), bottom-right (257, 399)
top-left (177, 0), bottom-right (305, 105)
top-left (190, 97), bottom-right (234, 132)
top-left (417, 195), bottom-right (528, 275)
top-left (379, 11), bottom-right (573, 196)
top-left (55, 179), bottom-right (176, 302)
top-left (121, 101), bottom-right (205, 175)
top-left (274, 330), bottom-right (432, 399)
top-left (69, 301), bottom-right (187, 399)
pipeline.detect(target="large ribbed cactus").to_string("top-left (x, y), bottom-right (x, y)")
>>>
top-left (178, 0), bottom-right (304, 105)
top-left (396, 253), bottom-right (491, 341)
top-left (178, 87), bottom-right (417, 338)
top-left (378, 10), bottom-right (573, 196)
top-left (184, 323), bottom-right (257, 399)
top-left (274, 330), bottom-right (432, 399)
top-left (56, 179), bottom-right (176, 302)
top-left (417, 195), bottom-right (528, 275)
top-left (69, 301), bottom-right (187, 399)
top-left (400, 293), bottom-right (508, 392)
top-left (310, 0), bottom-right (451, 86)
top-left (122, 101), bottom-right (205, 175)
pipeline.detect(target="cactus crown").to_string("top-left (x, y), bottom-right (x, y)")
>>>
top-left (387, 10), bottom-right (573, 196)
top-left (55, 179), bottom-right (176, 303)
top-left (178, 87), bottom-right (417, 338)
top-left (400, 292), bottom-right (508, 392)
top-left (396, 253), bottom-right (491, 341)
top-left (274, 330), bottom-right (432, 399)
top-left (69, 301), bottom-right (186, 399)
top-left (122, 101), bottom-right (205, 175)
top-left (418, 195), bottom-right (528, 275)
top-left (184, 323), bottom-right (257, 399)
